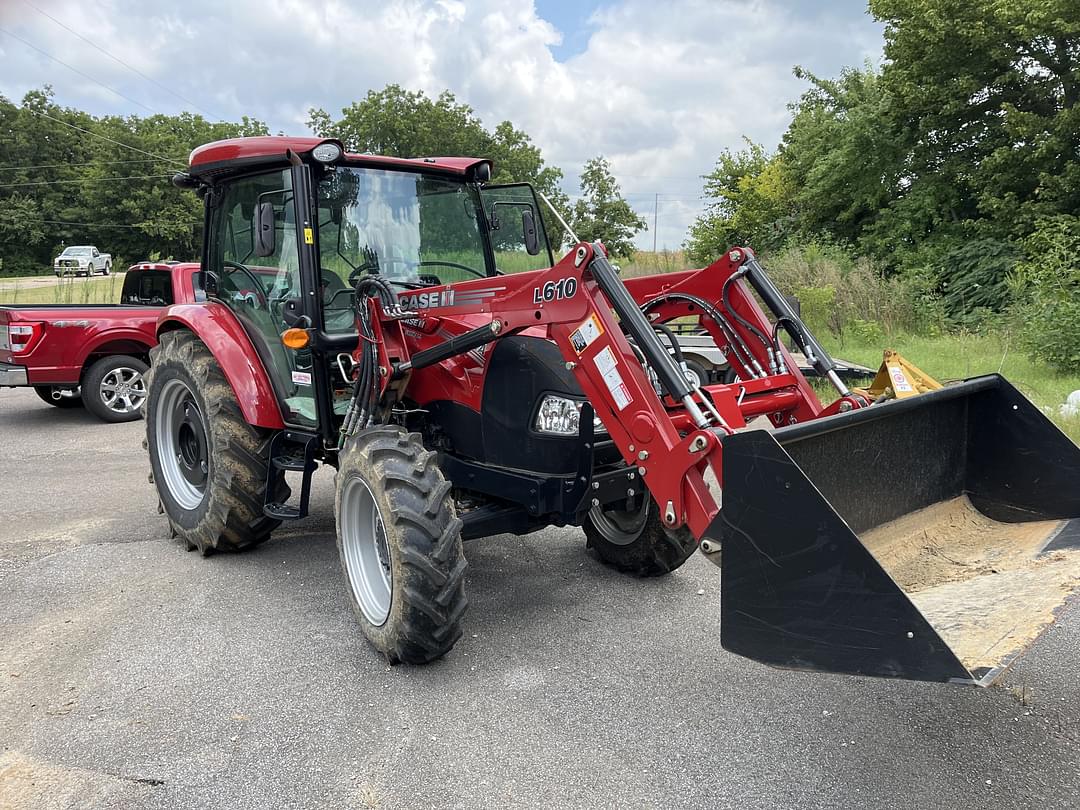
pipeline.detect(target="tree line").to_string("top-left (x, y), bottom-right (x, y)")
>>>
top-left (685, 0), bottom-right (1079, 370)
top-left (0, 84), bottom-right (647, 277)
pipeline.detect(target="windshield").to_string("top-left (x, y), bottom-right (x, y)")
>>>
top-left (317, 167), bottom-right (489, 292)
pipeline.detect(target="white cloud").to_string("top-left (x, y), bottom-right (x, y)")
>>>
top-left (0, 0), bottom-right (882, 251)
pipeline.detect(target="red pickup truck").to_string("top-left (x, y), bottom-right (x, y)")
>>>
top-left (0, 262), bottom-right (203, 422)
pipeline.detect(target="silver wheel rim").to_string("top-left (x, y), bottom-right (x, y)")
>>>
top-left (100, 366), bottom-right (146, 414)
top-left (589, 497), bottom-right (650, 546)
top-left (340, 475), bottom-right (393, 626)
top-left (155, 379), bottom-right (208, 511)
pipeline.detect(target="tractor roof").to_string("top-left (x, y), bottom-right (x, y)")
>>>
top-left (188, 136), bottom-right (491, 180)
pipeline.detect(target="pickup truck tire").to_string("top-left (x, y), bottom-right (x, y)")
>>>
top-left (102, 262), bottom-right (111, 276)
top-left (83, 355), bottom-right (149, 423)
top-left (336, 427), bottom-right (467, 664)
top-left (33, 386), bottom-right (82, 409)
top-left (146, 330), bottom-right (287, 554)
top-left (583, 497), bottom-right (697, 577)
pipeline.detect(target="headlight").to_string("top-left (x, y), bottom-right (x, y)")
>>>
top-left (534, 394), bottom-right (607, 436)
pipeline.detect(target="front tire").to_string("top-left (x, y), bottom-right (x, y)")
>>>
top-left (145, 330), bottom-right (286, 553)
top-left (83, 355), bottom-right (148, 422)
top-left (583, 497), bottom-right (697, 577)
top-left (336, 427), bottom-right (467, 664)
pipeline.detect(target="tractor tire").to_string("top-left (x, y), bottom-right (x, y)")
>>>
top-left (335, 427), bottom-right (467, 664)
top-left (33, 386), bottom-right (82, 408)
top-left (583, 496), bottom-right (697, 577)
top-left (145, 330), bottom-right (287, 554)
top-left (83, 354), bottom-right (148, 423)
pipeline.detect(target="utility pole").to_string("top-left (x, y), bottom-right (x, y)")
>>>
top-left (652, 193), bottom-right (658, 253)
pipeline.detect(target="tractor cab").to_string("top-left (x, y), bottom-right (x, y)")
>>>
top-left (183, 136), bottom-right (552, 432)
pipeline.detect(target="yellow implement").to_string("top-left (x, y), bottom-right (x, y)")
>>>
top-left (855, 349), bottom-right (943, 402)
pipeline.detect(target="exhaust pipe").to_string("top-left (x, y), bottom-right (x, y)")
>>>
top-left (711, 375), bottom-right (1080, 685)
top-left (50, 389), bottom-right (62, 401)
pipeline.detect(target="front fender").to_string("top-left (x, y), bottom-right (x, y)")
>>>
top-left (157, 303), bottom-right (285, 429)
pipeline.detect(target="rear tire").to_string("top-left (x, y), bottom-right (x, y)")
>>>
top-left (146, 330), bottom-right (287, 553)
top-left (102, 263), bottom-right (111, 276)
top-left (83, 355), bottom-right (148, 423)
top-left (335, 427), bottom-right (467, 664)
top-left (583, 497), bottom-right (697, 577)
top-left (33, 386), bottom-right (82, 408)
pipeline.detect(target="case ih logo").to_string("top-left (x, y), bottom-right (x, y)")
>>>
top-left (399, 287), bottom-right (505, 311)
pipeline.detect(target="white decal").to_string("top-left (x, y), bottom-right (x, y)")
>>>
top-left (291, 371), bottom-right (312, 386)
top-left (888, 365), bottom-right (913, 393)
top-left (594, 346), bottom-right (632, 410)
top-left (569, 314), bottom-right (604, 354)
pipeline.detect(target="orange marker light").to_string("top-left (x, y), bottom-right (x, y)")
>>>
top-left (281, 328), bottom-right (310, 349)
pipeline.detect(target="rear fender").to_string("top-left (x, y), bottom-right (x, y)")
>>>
top-left (156, 303), bottom-right (285, 429)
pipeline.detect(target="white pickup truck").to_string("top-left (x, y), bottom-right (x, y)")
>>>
top-left (53, 245), bottom-right (112, 277)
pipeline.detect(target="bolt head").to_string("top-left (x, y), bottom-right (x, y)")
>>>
top-left (591, 498), bottom-right (600, 507)
top-left (638, 466), bottom-right (647, 475)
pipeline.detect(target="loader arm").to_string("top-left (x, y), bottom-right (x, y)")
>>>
top-left (365, 241), bottom-right (850, 541)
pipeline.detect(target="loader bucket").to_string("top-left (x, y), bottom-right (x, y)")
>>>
top-left (715, 375), bottom-right (1080, 685)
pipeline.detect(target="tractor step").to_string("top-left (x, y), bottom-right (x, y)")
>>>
top-left (263, 501), bottom-right (303, 520)
top-left (271, 453), bottom-right (309, 472)
top-left (263, 431), bottom-right (319, 521)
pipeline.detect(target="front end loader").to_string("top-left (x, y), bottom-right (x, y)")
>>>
top-left (145, 137), bottom-right (1080, 683)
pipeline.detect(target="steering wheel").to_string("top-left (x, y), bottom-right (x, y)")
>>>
top-left (347, 257), bottom-right (417, 287)
top-left (322, 270), bottom-right (354, 308)
top-left (418, 260), bottom-right (486, 279)
top-left (223, 260), bottom-right (268, 306)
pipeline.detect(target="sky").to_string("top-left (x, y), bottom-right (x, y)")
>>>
top-left (0, 0), bottom-right (884, 251)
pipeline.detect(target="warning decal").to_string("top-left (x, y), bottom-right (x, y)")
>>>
top-left (594, 346), bottom-right (632, 410)
top-left (569, 314), bottom-right (604, 354)
top-left (888, 364), bottom-right (913, 393)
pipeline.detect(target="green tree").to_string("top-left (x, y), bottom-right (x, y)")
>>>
top-left (685, 139), bottom-right (797, 264)
top-left (308, 85), bottom-right (570, 249)
top-left (568, 156), bottom-right (646, 259)
top-left (0, 87), bottom-right (268, 275)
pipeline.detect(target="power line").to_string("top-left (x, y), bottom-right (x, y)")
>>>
top-left (0, 158), bottom-right (167, 172)
top-left (0, 174), bottom-right (172, 189)
top-left (21, 0), bottom-right (225, 121)
top-left (0, 25), bottom-right (159, 115)
top-left (32, 219), bottom-right (201, 228)
top-left (20, 107), bottom-right (186, 166)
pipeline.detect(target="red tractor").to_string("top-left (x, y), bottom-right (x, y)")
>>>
top-left (146, 137), bottom-right (1080, 684)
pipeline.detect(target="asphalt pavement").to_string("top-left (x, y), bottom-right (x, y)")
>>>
top-left (1, 387), bottom-right (1078, 809)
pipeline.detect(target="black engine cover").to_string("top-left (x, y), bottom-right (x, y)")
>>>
top-left (476, 336), bottom-right (584, 476)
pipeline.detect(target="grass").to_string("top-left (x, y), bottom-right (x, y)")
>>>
top-left (819, 330), bottom-right (1080, 444)
top-left (0, 274), bottom-right (123, 305)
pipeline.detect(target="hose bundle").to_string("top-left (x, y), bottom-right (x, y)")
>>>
top-left (341, 276), bottom-right (399, 437)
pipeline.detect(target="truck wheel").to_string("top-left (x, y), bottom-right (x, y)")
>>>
top-left (102, 262), bottom-right (111, 276)
top-left (335, 427), bottom-right (467, 664)
top-left (146, 330), bottom-right (286, 554)
top-left (683, 358), bottom-right (711, 388)
top-left (83, 355), bottom-right (148, 423)
top-left (33, 386), bottom-right (82, 408)
top-left (583, 497), bottom-right (697, 577)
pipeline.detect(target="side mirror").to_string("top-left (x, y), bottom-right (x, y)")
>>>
top-left (254, 202), bottom-right (276, 257)
top-left (522, 208), bottom-right (540, 255)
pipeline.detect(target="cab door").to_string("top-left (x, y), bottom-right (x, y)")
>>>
top-left (207, 168), bottom-right (320, 428)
